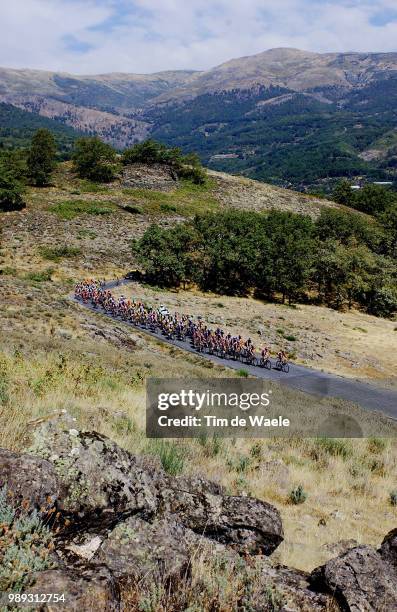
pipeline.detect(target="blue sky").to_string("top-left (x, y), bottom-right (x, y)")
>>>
top-left (1, 0), bottom-right (397, 74)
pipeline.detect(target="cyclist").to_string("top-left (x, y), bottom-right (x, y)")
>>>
top-left (278, 350), bottom-right (288, 364)
top-left (261, 346), bottom-right (270, 359)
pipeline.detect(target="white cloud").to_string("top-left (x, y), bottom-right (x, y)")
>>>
top-left (0, 0), bottom-right (396, 74)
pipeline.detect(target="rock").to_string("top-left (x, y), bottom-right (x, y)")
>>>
top-left (0, 448), bottom-right (59, 515)
top-left (310, 545), bottom-right (397, 611)
top-left (66, 535), bottom-right (103, 561)
top-left (160, 475), bottom-right (283, 555)
top-left (95, 516), bottom-right (191, 586)
top-left (28, 423), bottom-right (159, 524)
top-left (246, 562), bottom-right (338, 612)
top-left (25, 567), bottom-right (120, 611)
top-left (380, 528), bottom-right (397, 570)
top-left (322, 539), bottom-right (359, 556)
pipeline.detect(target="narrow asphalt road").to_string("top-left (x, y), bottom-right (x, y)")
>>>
top-left (73, 280), bottom-right (397, 420)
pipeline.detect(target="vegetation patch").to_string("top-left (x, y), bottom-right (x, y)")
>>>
top-left (122, 204), bottom-right (143, 214)
top-left (24, 269), bottom-right (54, 283)
top-left (77, 229), bottom-right (97, 239)
top-left (289, 485), bottom-right (308, 505)
top-left (39, 245), bottom-right (81, 261)
top-left (147, 440), bottom-right (185, 475)
top-left (315, 438), bottom-right (353, 460)
top-left (0, 487), bottom-right (55, 592)
top-left (49, 199), bottom-right (116, 219)
top-left (123, 178), bottom-right (218, 217)
top-left (133, 207), bottom-right (397, 317)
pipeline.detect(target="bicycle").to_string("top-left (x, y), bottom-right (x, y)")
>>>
top-left (260, 357), bottom-right (272, 370)
top-left (276, 360), bottom-right (289, 373)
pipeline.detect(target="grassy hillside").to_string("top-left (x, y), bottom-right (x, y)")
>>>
top-left (0, 102), bottom-right (80, 151)
top-left (1, 162), bottom-right (396, 573)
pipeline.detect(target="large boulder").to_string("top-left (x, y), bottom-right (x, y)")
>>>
top-left (25, 566), bottom-right (120, 612)
top-left (0, 448), bottom-right (60, 515)
top-left (28, 424), bottom-right (159, 524)
top-left (310, 544), bottom-right (397, 611)
top-left (160, 475), bottom-right (283, 555)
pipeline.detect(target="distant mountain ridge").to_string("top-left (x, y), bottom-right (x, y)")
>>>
top-left (1, 48), bottom-right (397, 188)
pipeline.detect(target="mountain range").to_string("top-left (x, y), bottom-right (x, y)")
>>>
top-left (1, 48), bottom-right (397, 189)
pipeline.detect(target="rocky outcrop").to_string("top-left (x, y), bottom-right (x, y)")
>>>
top-left (27, 419), bottom-right (159, 524)
top-left (1, 413), bottom-right (395, 611)
top-left (26, 419), bottom-right (283, 554)
top-left (310, 544), bottom-right (397, 611)
top-left (159, 475), bottom-right (283, 555)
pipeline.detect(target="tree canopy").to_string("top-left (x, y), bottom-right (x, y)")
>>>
top-left (133, 207), bottom-right (397, 317)
top-left (27, 129), bottom-right (57, 187)
top-left (72, 137), bottom-right (117, 183)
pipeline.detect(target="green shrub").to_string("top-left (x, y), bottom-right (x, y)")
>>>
top-left (0, 487), bottom-right (55, 592)
top-left (367, 437), bottom-right (387, 454)
top-left (236, 456), bottom-right (251, 473)
top-left (27, 128), bottom-right (57, 187)
top-left (315, 438), bottom-right (353, 459)
top-left (160, 203), bottom-right (177, 212)
top-left (72, 137), bottom-right (117, 183)
top-left (77, 229), bottom-right (97, 239)
top-left (1, 267), bottom-right (17, 276)
top-left (122, 139), bottom-right (206, 184)
top-left (237, 369), bottom-right (249, 378)
top-left (0, 169), bottom-right (25, 212)
top-left (39, 245), bottom-right (81, 261)
top-left (289, 485), bottom-right (307, 505)
top-left (123, 204), bottom-right (143, 214)
top-left (0, 372), bottom-right (8, 405)
top-left (250, 442), bottom-right (262, 460)
top-left (80, 180), bottom-right (109, 193)
top-left (24, 268), bottom-right (53, 283)
top-left (284, 335), bottom-right (297, 341)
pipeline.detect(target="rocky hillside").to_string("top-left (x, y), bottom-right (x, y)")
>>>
top-left (1, 412), bottom-right (396, 611)
top-left (1, 49), bottom-right (397, 187)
